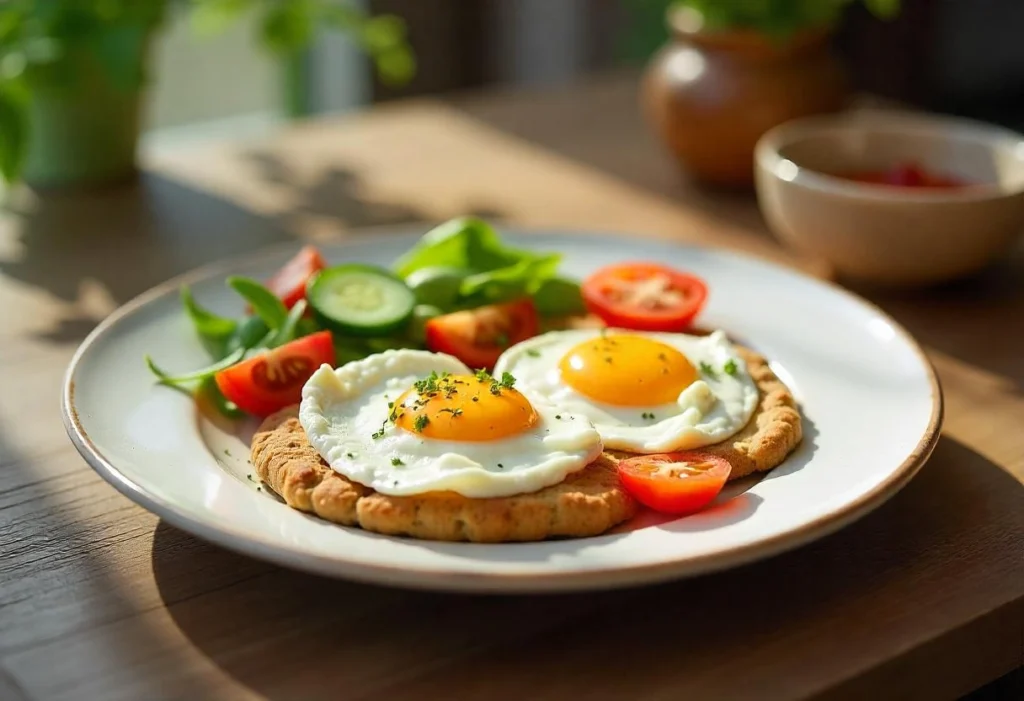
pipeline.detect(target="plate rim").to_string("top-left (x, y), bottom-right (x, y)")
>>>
top-left (61, 226), bottom-right (944, 593)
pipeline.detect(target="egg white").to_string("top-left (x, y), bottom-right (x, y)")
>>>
top-left (298, 349), bottom-right (604, 498)
top-left (493, 329), bottom-right (759, 453)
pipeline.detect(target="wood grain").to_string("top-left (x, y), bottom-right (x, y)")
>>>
top-left (1, 73), bottom-right (1022, 700)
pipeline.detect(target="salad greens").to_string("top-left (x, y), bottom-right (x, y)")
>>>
top-left (180, 286), bottom-right (237, 358)
top-left (146, 217), bottom-right (586, 418)
top-left (392, 216), bottom-right (583, 313)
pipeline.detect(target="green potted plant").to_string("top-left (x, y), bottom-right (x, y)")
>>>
top-left (0, 1), bottom-right (413, 188)
top-left (641, 0), bottom-right (901, 187)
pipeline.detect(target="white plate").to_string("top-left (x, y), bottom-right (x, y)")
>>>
top-left (62, 229), bottom-right (942, 593)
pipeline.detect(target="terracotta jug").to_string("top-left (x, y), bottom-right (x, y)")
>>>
top-left (642, 9), bottom-right (848, 188)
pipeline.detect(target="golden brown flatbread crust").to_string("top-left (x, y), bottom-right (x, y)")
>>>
top-left (250, 409), bottom-right (638, 542)
top-left (605, 347), bottom-right (803, 481)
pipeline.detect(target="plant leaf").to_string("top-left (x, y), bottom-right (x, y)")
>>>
top-left (532, 276), bottom-right (586, 317)
top-left (394, 217), bottom-right (534, 278)
top-left (459, 254), bottom-right (562, 304)
top-left (190, 0), bottom-right (255, 36)
top-left (181, 285), bottom-right (238, 359)
top-left (226, 276), bottom-right (288, 330)
top-left (198, 376), bottom-right (246, 419)
top-left (145, 347), bottom-right (246, 386)
top-left (863, 0), bottom-right (901, 19)
top-left (266, 298), bottom-right (308, 348)
top-left (0, 80), bottom-right (28, 183)
top-left (260, 1), bottom-right (314, 54)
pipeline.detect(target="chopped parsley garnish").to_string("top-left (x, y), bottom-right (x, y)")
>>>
top-left (346, 452), bottom-right (355, 459)
top-left (371, 428), bottom-right (385, 440)
top-left (475, 368), bottom-right (492, 383)
top-left (699, 361), bottom-right (717, 378)
top-left (498, 372), bottom-right (516, 389)
top-left (555, 414), bottom-right (562, 420)
top-left (413, 371), bottom-right (441, 395)
top-left (497, 463), bottom-right (504, 469)
top-left (391, 457), bottom-right (404, 466)
top-left (471, 396), bottom-right (479, 402)
top-left (641, 412), bottom-right (656, 420)
top-left (413, 414), bottom-right (430, 432)
top-left (723, 359), bottom-right (738, 376)
top-left (526, 349), bottom-right (541, 357)
top-left (439, 407), bottom-right (463, 418)
top-left (657, 352), bottom-right (667, 362)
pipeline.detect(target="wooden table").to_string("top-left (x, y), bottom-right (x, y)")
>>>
top-left (2, 73), bottom-right (1022, 700)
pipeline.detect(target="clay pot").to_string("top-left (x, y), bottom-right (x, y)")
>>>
top-left (642, 8), bottom-right (848, 188)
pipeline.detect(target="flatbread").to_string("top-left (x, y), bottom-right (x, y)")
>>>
top-left (250, 409), bottom-right (638, 542)
top-left (605, 347), bottom-right (803, 480)
top-left (250, 347), bottom-right (800, 541)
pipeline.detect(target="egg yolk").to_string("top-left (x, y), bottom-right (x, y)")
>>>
top-left (393, 373), bottom-right (538, 441)
top-left (558, 334), bottom-right (697, 406)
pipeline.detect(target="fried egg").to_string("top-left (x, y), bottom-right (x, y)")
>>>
top-left (299, 349), bottom-right (603, 498)
top-left (493, 329), bottom-right (758, 453)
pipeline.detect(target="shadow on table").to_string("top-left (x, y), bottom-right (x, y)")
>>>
top-left (0, 162), bottom-right (504, 347)
top-left (151, 435), bottom-right (1024, 700)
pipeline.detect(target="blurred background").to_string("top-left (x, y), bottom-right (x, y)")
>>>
top-left (148, 0), bottom-right (1024, 136)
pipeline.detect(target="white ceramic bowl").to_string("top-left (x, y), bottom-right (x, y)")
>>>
top-left (755, 111), bottom-right (1024, 286)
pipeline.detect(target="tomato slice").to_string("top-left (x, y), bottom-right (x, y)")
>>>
top-left (214, 330), bottom-right (334, 416)
top-left (616, 451), bottom-right (731, 515)
top-left (266, 245), bottom-right (326, 309)
top-left (581, 262), bottom-right (708, 332)
top-left (424, 298), bottom-right (539, 370)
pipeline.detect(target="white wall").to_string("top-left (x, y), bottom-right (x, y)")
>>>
top-left (146, 11), bottom-right (278, 131)
top-left (144, 6), bottom-right (368, 142)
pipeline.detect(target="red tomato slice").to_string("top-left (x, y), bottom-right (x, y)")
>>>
top-left (581, 262), bottom-right (708, 332)
top-left (616, 451), bottom-right (731, 515)
top-left (214, 331), bottom-right (334, 417)
top-left (266, 245), bottom-right (326, 309)
top-left (425, 298), bottom-right (539, 370)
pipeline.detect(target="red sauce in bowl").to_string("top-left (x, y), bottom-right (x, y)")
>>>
top-left (836, 162), bottom-right (970, 189)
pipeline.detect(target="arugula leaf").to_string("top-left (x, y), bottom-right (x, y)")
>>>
top-left (266, 299), bottom-right (308, 348)
top-left (227, 276), bottom-right (288, 330)
top-left (198, 376), bottom-right (246, 419)
top-left (532, 276), bottom-right (585, 317)
top-left (181, 285), bottom-right (238, 359)
top-left (227, 315), bottom-right (270, 353)
top-left (145, 348), bottom-right (246, 387)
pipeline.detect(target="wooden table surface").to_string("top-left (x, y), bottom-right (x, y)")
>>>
top-left (2, 73), bottom-right (1022, 700)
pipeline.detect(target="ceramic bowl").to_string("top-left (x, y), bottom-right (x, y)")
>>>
top-left (754, 111), bottom-right (1024, 286)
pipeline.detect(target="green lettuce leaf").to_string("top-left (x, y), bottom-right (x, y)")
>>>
top-left (532, 276), bottom-right (585, 316)
top-left (394, 217), bottom-right (570, 313)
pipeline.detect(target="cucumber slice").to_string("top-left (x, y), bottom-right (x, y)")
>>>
top-left (307, 264), bottom-right (415, 336)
